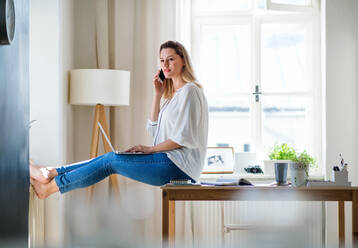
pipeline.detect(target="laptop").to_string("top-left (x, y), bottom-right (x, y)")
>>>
top-left (97, 121), bottom-right (145, 155)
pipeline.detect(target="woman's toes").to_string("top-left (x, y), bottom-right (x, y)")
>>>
top-left (30, 165), bottom-right (50, 184)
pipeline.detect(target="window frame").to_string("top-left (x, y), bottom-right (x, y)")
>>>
top-left (176, 0), bottom-right (323, 176)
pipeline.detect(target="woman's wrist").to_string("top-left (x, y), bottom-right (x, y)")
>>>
top-left (151, 146), bottom-right (157, 153)
top-left (153, 93), bottom-right (162, 100)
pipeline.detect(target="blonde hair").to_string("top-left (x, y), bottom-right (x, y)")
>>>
top-left (159, 41), bottom-right (202, 99)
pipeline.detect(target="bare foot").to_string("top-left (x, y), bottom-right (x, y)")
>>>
top-left (30, 164), bottom-right (51, 183)
top-left (30, 178), bottom-right (59, 199)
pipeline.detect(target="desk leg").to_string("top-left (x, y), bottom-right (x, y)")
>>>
top-left (338, 201), bottom-right (345, 248)
top-left (169, 200), bottom-right (175, 248)
top-left (353, 190), bottom-right (358, 248)
top-left (163, 191), bottom-right (175, 248)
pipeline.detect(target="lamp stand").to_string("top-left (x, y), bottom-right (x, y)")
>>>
top-left (87, 104), bottom-right (119, 200)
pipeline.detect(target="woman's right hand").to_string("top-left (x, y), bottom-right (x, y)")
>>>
top-left (153, 70), bottom-right (166, 97)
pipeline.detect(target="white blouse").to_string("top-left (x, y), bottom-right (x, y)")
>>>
top-left (146, 82), bottom-right (209, 181)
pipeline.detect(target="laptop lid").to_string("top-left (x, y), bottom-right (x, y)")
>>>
top-left (97, 121), bottom-right (146, 155)
top-left (97, 121), bottom-right (116, 153)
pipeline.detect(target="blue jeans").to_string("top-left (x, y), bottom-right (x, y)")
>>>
top-left (54, 152), bottom-right (194, 193)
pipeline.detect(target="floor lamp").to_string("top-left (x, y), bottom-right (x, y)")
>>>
top-left (69, 69), bottom-right (130, 199)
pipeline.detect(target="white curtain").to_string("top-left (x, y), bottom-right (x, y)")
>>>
top-left (63, 0), bottom-right (193, 247)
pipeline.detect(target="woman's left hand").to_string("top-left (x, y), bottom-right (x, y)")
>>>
top-left (125, 145), bottom-right (154, 154)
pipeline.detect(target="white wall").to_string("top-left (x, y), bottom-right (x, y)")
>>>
top-left (324, 0), bottom-right (358, 247)
top-left (29, 0), bottom-right (75, 247)
top-left (30, 1), bottom-right (62, 166)
top-left (325, 0), bottom-right (358, 187)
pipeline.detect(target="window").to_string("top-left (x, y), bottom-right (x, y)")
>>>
top-left (177, 0), bottom-right (322, 174)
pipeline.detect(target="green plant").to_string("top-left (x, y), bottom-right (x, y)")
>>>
top-left (292, 150), bottom-right (317, 176)
top-left (268, 143), bottom-right (296, 160)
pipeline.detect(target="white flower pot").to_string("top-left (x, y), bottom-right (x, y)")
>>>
top-left (289, 163), bottom-right (307, 187)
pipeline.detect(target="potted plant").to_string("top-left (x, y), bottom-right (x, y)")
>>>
top-left (268, 143), bottom-right (296, 185)
top-left (290, 151), bottom-right (316, 187)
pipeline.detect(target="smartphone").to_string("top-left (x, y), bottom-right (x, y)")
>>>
top-left (159, 69), bottom-right (165, 83)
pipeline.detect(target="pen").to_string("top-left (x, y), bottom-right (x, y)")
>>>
top-left (339, 153), bottom-right (344, 169)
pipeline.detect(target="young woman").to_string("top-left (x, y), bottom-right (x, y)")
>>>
top-left (30, 41), bottom-right (208, 199)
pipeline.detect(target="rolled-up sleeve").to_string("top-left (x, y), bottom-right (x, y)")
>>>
top-left (169, 89), bottom-right (201, 149)
top-left (146, 119), bottom-right (158, 137)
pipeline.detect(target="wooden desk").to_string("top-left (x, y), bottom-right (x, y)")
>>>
top-left (161, 185), bottom-right (358, 248)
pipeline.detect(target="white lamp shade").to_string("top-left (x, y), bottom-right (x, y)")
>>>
top-left (69, 69), bottom-right (130, 106)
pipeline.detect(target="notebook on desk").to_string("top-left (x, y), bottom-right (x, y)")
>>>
top-left (97, 121), bottom-right (146, 155)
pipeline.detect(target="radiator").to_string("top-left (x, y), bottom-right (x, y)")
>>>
top-left (188, 200), bottom-right (324, 248)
